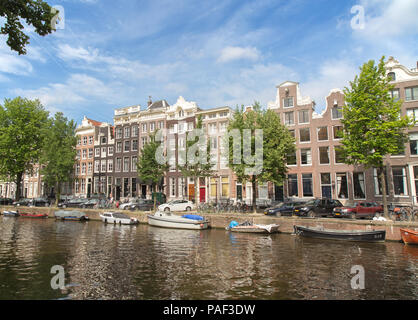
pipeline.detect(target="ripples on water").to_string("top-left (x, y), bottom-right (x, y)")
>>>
top-left (0, 216), bottom-right (417, 300)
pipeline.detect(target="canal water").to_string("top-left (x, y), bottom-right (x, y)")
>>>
top-left (0, 217), bottom-right (417, 300)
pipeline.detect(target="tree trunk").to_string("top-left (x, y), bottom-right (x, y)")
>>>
top-left (55, 181), bottom-right (61, 207)
top-left (252, 175), bottom-right (257, 213)
top-left (379, 166), bottom-right (389, 218)
top-left (15, 171), bottom-right (23, 201)
top-left (153, 183), bottom-right (157, 211)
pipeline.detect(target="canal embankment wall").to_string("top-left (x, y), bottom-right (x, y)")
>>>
top-left (2, 206), bottom-right (417, 242)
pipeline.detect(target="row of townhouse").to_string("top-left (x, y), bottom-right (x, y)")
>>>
top-left (2, 57), bottom-right (418, 206)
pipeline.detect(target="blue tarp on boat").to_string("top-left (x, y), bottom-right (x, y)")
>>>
top-left (182, 214), bottom-right (204, 221)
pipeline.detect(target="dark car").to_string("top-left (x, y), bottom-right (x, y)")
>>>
top-left (80, 198), bottom-right (101, 209)
top-left (293, 198), bottom-right (343, 218)
top-left (0, 197), bottom-right (14, 205)
top-left (13, 198), bottom-right (31, 207)
top-left (29, 198), bottom-right (50, 207)
top-left (58, 198), bottom-right (89, 208)
top-left (264, 201), bottom-right (306, 216)
top-left (333, 201), bottom-right (383, 219)
top-left (130, 199), bottom-right (159, 211)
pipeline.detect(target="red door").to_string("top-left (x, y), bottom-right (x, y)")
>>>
top-left (199, 187), bottom-right (206, 203)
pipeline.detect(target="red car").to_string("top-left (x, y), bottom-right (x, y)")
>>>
top-left (332, 201), bottom-right (383, 219)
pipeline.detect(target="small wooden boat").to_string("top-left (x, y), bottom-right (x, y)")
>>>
top-left (226, 221), bottom-right (280, 234)
top-left (293, 225), bottom-right (385, 242)
top-left (147, 211), bottom-right (208, 230)
top-left (54, 210), bottom-right (89, 221)
top-left (2, 210), bottom-right (20, 217)
top-left (19, 212), bottom-right (48, 218)
top-left (400, 228), bottom-right (418, 245)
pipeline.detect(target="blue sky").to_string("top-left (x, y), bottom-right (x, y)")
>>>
top-left (0, 0), bottom-right (417, 124)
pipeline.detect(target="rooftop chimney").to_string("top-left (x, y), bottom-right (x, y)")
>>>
top-left (147, 96), bottom-right (152, 108)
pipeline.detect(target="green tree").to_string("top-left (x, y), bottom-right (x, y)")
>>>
top-left (177, 115), bottom-right (213, 205)
top-left (1, 0), bottom-right (55, 55)
top-left (40, 112), bottom-right (77, 206)
top-left (340, 56), bottom-right (411, 218)
top-left (137, 132), bottom-right (169, 210)
top-left (225, 102), bottom-right (295, 212)
top-left (0, 97), bottom-right (49, 200)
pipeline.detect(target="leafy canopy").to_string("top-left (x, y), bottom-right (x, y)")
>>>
top-left (0, 0), bottom-right (55, 55)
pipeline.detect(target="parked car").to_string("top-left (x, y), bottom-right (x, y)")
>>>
top-left (80, 198), bottom-right (101, 209)
top-left (13, 198), bottom-right (31, 207)
top-left (29, 198), bottom-right (50, 207)
top-left (293, 198), bottom-right (343, 218)
top-left (264, 200), bottom-right (306, 216)
top-left (0, 198), bottom-right (14, 205)
top-left (158, 200), bottom-right (195, 212)
top-left (119, 198), bottom-right (142, 210)
top-left (58, 198), bottom-right (89, 208)
top-left (333, 201), bottom-right (383, 219)
top-left (130, 199), bottom-right (159, 211)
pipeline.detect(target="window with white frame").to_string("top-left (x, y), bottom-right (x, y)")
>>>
top-left (373, 168), bottom-right (389, 195)
top-left (88, 148), bottom-right (93, 158)
top-left (319, 147), bottom-right (330, 164)
top-left (82, 149), bottom-right (87, 159)
top-left (132, 125), bottom-right (139, 137)
top-left (132, 156), bottom-right (137, 172)
top-left (89, 136), bottom-right (93, 144)
top-left (95, 148), bottom-right (100, 156)
top-left (410, 132), bottom-right (418, 155)
top-left (124, 140), bottom-right (130, 152)
top-left (83, 136), bottom-right (87, 145)
top-left (116, 127), bottom-right (122, 139)
top-left (298, 110), bottom-right (309, 124)
top-left (332, 106), bottom-right (343, 119)
top-left (88, 162), bottom-right (92, 174)
top-left (392, 167), bottom-right (408, 196)
top-left (101, 160), bottom-right (106, 172)
top-left (317, 127), bottom-right (328, 141)
top-left (405, 86), bottom-right (418, 101)
top-left (299, 128), bottom-right (310, 142)
top-left (94, 160), bottom-right (100, 172)
top-left (320, 173), bottom-right (332, 199)
top-left (353, 172), bottom-right (366, 199)
top-left (302, 173), bottom-right (313, 197)
top-left (82, 163), bottom-right (86, 174)
top-left (123, 157), bottom-right (129, 172)
top-left (300, 148), bottom-right (311, 165)
top-left (108, 159), bottom-right (113, 172)
top-left (336, 172), bottom-right (348, 199)
top-left (124, 126), bottom-right (130, 138)
top-left (284, 111), bottom-right (294, 125)
top-left (283, 97), bottom-right (293, 108)
top-left (108, 146), bottom-right (114, 155)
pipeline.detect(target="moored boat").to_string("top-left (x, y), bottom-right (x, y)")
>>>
top-left (19, 212), bottom-right (48, 218)
top-left (226, 221), bottom-right (279, 234)
top-left (54, 210), bottom-right (89, 221)
top-left (147, 211), bottom-right (208, 230)
top-left (400, 228), bottom-right (418, 245)
top-left (293, 225), bottom-right (385, 242)
top-left (2, 210), bottom-right (20, 217)
top-left (100, 212), bottom-right (138, 225)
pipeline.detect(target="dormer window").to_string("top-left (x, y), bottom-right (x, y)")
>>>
top-left (179, 110), bottom-right (184, 117)
top-left (388, 72), bottom-right (396, 81)
top-left (283, 97), bottom-right (294, 108)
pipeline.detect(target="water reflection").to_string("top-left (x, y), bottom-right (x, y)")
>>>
top-left (0, 217), bottom-right (417, 300)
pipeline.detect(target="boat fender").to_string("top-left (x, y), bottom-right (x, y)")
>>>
top-left (228, 221), bottom-right (239, 230)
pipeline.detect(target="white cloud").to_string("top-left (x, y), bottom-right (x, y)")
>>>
top-left (302, 59), bottom-right (358, 112)
top-left (217, 46), bottom-right (260, 63)
top-left (354, 0), bottom-right (418, 38)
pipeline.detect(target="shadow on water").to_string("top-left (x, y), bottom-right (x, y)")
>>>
top-left (0, 217), bottom-right (417, 300)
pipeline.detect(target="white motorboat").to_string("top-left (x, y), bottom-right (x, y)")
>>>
top-left (147, 211), bottom-right (208, 230)
top-left (100, 212), bottom-right (139, 225)
top-left (54, 210), bottom-right (89, 221)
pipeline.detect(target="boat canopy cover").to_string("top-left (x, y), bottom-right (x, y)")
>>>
top-left (182, 214), bottom-right (204, 221)
top-left (228, 221), bottom-right (239, 229)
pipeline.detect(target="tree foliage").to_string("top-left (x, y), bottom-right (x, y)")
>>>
top-left (340, 56), bottom-right (412, 217)
top-left (136, 131), bottom-right (169, 210)
top-left (225, 102), bottom-right (295, 211)
top-left (0, 0), bottom-right (55, 55)
top-left (0, 97), bottom-right (49, 200)
top-left (40, 112), bottom-right (77, 205)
